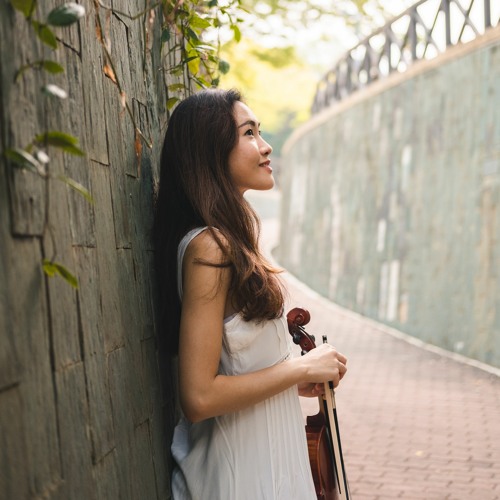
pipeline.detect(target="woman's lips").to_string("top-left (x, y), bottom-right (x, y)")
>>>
top-left (259, 160), bottom-right (272, 172)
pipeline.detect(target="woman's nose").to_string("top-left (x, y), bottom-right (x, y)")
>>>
top-left (260, 137), bottom-right (273, 155)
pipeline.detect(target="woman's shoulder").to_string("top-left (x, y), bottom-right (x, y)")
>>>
top-left (185, 227), bottom-right (229, 264)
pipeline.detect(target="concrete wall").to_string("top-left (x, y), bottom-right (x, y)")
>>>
top-left (279, 27), bottom-right (500, 368)
top-left (0, 1), bottom-right (183, 498)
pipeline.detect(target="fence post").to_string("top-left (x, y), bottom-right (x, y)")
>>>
top-left (484, 0), bottom-right (491, 28)
top-left (409, 7), bottom-right (417, 61)
top-left (443, 0), bottom-right (452, 46)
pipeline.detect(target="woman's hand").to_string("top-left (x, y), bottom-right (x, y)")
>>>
top-left (297, 382), bottom-right (324, 397)
top-left (299, 343), bottom-right (347, 388)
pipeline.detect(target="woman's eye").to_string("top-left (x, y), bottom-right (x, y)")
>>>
top-left (244, 129), bottom-right (254, 136)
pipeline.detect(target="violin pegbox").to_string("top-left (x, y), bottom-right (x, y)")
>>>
top-left (286, 307), bottom-right (317, 354)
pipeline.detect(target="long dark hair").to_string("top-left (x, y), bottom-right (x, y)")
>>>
top-left (154, 88), bottom-right (284, 355)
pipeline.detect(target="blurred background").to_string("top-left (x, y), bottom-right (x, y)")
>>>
top-left (226, 0), bottom-right (500, 370)
top-left (219, 0), bottom-right (415, 155)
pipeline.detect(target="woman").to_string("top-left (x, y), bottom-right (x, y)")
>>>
top-left (154, 88), bottom-right (347, 499)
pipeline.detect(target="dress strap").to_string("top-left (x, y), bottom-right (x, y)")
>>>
top-left (177, 227), bottom-right (208, 300)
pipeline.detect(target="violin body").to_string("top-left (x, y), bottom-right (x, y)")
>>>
top-left (306, 413), bottom-right (338, 500)
top-left (287, 307), bottom-right (349, 500)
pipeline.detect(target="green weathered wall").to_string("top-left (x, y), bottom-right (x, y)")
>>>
top-left (0, 1), bottom-right (182, 498)
top-left (279, 29), bottom-right (500, 368)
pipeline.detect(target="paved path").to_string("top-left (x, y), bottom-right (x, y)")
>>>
top-left (286, 269), bottom-right (500, 500)
top-left (249, 191), bottom-right (500, 500)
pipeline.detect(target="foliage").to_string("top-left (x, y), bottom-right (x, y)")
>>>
top-left (42, 259), bottom-right (78, 288)
top-left (7, 0), bottom-right (87, 288)
top-left (160, 0), bottom-right (246, 108)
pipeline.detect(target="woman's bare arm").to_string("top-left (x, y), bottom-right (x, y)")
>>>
top-left (178, 231), bottom-right (347, 423)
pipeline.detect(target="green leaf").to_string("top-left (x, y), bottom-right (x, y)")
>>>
top-left (167, 83), bottom-right (187, 92)
top-left (170, 66), bottom-right (184, 77)
top-left (218, 60), bottom-right (230, 74)
top-left (47, 3), bottom-right (85, 26)
top-left (10, 0), bottom-right (36, 17)
top-left (161, 28), bottom-right (171, 44)
top-left (231, 24), bottom-right (242, 42)
top-left (188, 56), bottom-right (200, 75)
top-left (42, 259), bottom-right (78, 288)
top-left (167, 97), bottom-right (179, 110)
top-left (42, 60), bottom-right (64, 74)
top-left (181, 56), bottom-right (199, 64)
top-left (186, 27), bottom-right (200, 43)
top-left (192, 75), bottom-right (210, 89)
top-left (42, 260), bottom-right (57, 277)
top-left (191, 44), bottom-right (217, 53)
top-left (58, 174), bottom-right (94, 204)
top-left (32, 21), bottom-right (58, 49)
top-left (35, 131), bottom-right (84, 156)
top-left (175, 8), bottom-right (189, 19)
top-left (14, 60), bottom-right (64, 81)
top-left (189, 14), bottom-right (211, 30)
top-left (5, 148), bottom-right (45, 176)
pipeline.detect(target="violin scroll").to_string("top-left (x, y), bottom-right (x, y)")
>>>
top-left (287, 307), bottom-right (311, 327)
top-left (286, 307), bottom-right (316, 353)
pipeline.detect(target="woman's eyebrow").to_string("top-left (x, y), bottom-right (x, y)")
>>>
top-left (237, 119), bottom-right (260, 128)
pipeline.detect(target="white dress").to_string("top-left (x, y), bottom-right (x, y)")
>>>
top-left (171, 228), bottom-right (316, 500)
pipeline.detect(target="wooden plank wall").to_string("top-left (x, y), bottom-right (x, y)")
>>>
top-left (0, 1), bottom-right (184, 498)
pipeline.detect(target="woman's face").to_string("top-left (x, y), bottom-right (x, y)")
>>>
top-left (228, 101), bottom-right (274, 195)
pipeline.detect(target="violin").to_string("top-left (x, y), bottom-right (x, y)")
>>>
top-left (287, 307), bottom-right (350, 500)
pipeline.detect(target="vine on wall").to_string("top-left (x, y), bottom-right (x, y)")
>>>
top-left (4, 0), bottom-right (245, 288)
top-left (161, 0), bottom-right (244, 108)
top-left (6, 1), bottom-right (88, 287)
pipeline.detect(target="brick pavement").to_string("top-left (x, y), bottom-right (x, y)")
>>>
top-left (257, 212), bottom-right (500, 500)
